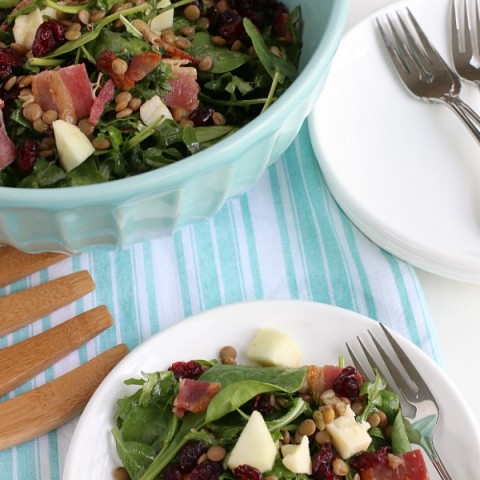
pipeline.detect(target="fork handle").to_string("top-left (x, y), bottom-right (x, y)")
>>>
top-left (428, 442), bottom-right (454, 480)
top-left (443, 95), bottom-right (480, 144)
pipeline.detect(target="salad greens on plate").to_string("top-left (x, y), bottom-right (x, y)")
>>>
top-left (0, 0), bottom-right (301, 188)
top-left (111, 327), bottom-right (431, 480)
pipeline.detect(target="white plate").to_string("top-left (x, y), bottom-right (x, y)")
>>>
top-left (309, 0), bottom-right (480, 283)
top-left (63, 300), bottom-right (480, 478)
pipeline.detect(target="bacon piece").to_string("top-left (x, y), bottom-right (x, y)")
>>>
top-left (96, 50), bottom-right (134, 91)
top-left (155, 37), bottom-right (199, 64)
top-left (89, 79), bottom-right (115, 125)
top-left (49, 70), bottom-right (76, 123)
top-left (31, 70), bottom-right (56, 111)
top-left (97, 51), bottom-right (162, 91)
top-left (0, 105), bottom-right (16, 170)
top-left (173, 378), bottom-right (221, 418)
top-left (32, 64), bottom-right (94, 120)
top-left (164, 65), bottom-right (200, 111)
top-left (125, 51), bottom-right (162, 82)
top-left (58, 64), bottom-right (94, 119)
top-left (306, 365), bottom-right (344, 402)
top-left (360, 450), bottom-right (430, 480)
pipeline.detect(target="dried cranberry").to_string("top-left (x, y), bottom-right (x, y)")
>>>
top-left (333, 366), bottom-right (361, 400)
top-left (189, 107), bottom-right (214, 126)
top-left (243, 10), bottom-right (266, 29)
top-left (31, 20), bottom-right (66, 57)
top-left (252, 394), bottom-right (274, 415)
top-left (159, 463), bottom-right (183, 480)
top-left (0, 64), bottom-right (11, 83)
top-left (169, 360), bottom-right (204, 380)
top-left (190, 459), bottom-right (222, 480)
top-left (206, 8), bottom-right (245, 44)
top-left (0, 48), bottom-right (24, 85)
top-left (178, 441), bottom-right (208, 472)
top-left (312, 443), bottom-right (341, 480)
top-left (217, 10), bottom-right (245, 43)
top-left (0, 47), bottom-right (24, 68)
top-left (16, 139), bottom-right (40, 175)
top-left (349, 446), bottom-right (390, 472)
top-left (234, 465), bottom-right (263, 480)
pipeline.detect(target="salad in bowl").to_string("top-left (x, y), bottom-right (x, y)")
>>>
top-left (0, 0), bottom-right (301, 188)
top-left (111, 327), bottom-right (431, 480)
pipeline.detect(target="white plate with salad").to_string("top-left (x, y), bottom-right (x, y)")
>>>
top-left (63, 300), bottom-right (480, 479)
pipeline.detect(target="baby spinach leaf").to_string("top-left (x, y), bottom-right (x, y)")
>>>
top-left (391, 410), bottom-right (412, 454)
top-left (194, 125), bottom-right (237, 144)
top-left (266, 396), bottom-right (310, 432)
top-left (112, 428), bottom-right (157, 480)
top-left (87, 29), bottom-right (149, 59)
top-left (205, 380), bottom-right (289, 424)
top-left (188, 32), bottom-right (251, 74)
top-left (199, 364), bottom-right (306, 390)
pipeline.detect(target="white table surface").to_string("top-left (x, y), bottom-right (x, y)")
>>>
top-left (348, 0), bottom-right (480, 427)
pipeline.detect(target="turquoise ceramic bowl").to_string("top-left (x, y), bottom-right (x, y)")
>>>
top-left (0, 0), bottom-right (350, 253)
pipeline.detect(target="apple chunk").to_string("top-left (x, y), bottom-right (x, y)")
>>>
top-left (52, 120), bottom-right (95, 172)
top-left (139, 95), bottom-right (173, 126)
top-left (149, 0), bottom-right (174, 33)
top-left (325, 405), bottom-right (372, 459)
top-left (247, 327), bottom-right (302, 367)
top-left (227, 410), bottom-right (278, 473)
top-left (281, 435), bottom-right (312, 474)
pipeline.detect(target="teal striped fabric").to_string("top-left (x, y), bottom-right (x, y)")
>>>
top-left (0, 122), bottom-right (441, 479)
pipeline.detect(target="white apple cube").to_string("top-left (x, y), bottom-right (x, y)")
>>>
top-left (325, 405), bottom-right (372, 459)
top-left (139, 95), bottom-right (173, 126)
top-left (281, 435), bottom-right (312, 474)
top-left (247, 327), bottom-right (302, 367)
top-left (13, 9), bottom-right (44, 50)
top-left (52, 120), bottom-right (95, 173)
top-left (227, 410), bottom-right (278, 473)
top-left (149, 0), bottom-right (174, 33)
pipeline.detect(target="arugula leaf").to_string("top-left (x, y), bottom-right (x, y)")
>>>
top-left (17, 158), bottom-right (67, 188)
top-left (58, 157), bottom-right (109, 186)
top-left (358, 370), bottom-right (400, 424)
top-left (243, 17), bottom-right (297, 83)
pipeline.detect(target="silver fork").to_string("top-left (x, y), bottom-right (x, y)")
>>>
top-left (346, 323), bottom-right (452, 480)
top-left (451, 0), bottom-right (480, 84)
top-left (377, 7), bottom-right (480, 144)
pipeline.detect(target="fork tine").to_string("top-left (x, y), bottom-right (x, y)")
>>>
top-left (474, 0), bottom-right (480, 51)
top-left (462, 0), bottom-right (474, 56)
top-left (396, 9), bottom-right (431, 67)
top-left (376, 16), bottom-right (416, 76)
top-left (401, 7), bottom-right (447, 66)
top-left (378, 323), bottom-right (435, 399)
top-left (368, 328), bottom-right (416, 395)
top-left (346, 342), bottom-right (370, 380)
top-left (451, 0), bottom-right (462, 55)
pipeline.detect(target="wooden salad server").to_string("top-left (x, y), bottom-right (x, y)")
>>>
top-left (0, 306), bottom-right (113, 396)
top-left (0, 246), bottom-right (128, 448)
top-left (0, 344), bottom-right (129, 449)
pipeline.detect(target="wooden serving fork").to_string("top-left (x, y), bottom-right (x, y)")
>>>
top-left (0, 246), bottom-right (128, 449)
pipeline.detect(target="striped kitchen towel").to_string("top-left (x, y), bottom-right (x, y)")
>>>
top-left (0, 122), bottom-right (441, 479)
